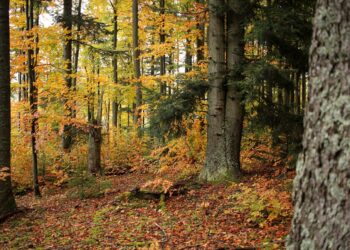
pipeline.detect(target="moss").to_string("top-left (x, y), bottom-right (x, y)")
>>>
top-left (199, 164), bottom-right (240, 184)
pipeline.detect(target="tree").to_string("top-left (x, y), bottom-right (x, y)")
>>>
top-left (200, 0), bottom-right (245, 182)
top-left (26, 0), bottom-right (41, 197)
top-left (110, 0), bottom-right (119, 128)
top-left (62, 0), bottom-right (74, 150)
top-left (0, 0), bottom-right (17, 219)
top-left (287, 1), bottom-right (350, 248)
top-left (132, 0), bottom-right (142, 135)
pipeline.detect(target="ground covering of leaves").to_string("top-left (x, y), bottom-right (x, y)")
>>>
top-left (0, 167), bottom-right (293, 250)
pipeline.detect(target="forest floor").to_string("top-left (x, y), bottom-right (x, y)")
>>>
top-left (0, 167), bottom-right (294, 250)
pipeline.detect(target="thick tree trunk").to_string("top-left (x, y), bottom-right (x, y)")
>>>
top-left (200, 0), bottom-right (242, 182)
top-left (0, 0), bottom-right (17, 219)
top-left (62, 0), bottom-right (73, 150)
top-left (287, 1), bottom-right (350, 248)
top-left (225, 0), bottom-right (244, 175)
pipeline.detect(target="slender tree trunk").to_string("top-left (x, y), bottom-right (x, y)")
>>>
top-left (301, 72), bottom-right (306, 110)
top-left (290, 71), bottom-right (295, 114)
top-left (27, 0), bottom-right (40, 197)
top-left (72, 0), bottom-right (82, 119)
top-left (132, 0), bottom-right (142, 136)
top-left (296, 71), bottom-right (301, 114)
top-left (106, 100), bottom-right (110, 134)
top-left (111, 0), bottom-right (119, 127)
top-left (196, 0), bottom-right (205, 64)
top-left (159, 0), bottom-right (167, 94)
top-left (287, 1), bottom-right (350, 248)
top-left (185, 16), bottom-right (193, 73)
top-left (88, 65), bottom-right (102, 174)
top-left (277, 85), bottom-right (283, 108)
top-left (62, 0), bottom-right (73, 150)
top-left (0, 0), bottom-right (17, 219)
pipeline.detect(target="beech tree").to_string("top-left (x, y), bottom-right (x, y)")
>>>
top-left (0, 0), bottom-right (17, 219)
top-left (287, 0), bottom-right (350, 248)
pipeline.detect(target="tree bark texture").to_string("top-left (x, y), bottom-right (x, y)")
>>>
top-left (225, 0), bottom-right (244, 174)
top-left (132, 0), bottom-right (142, 135)
top-left (27, 0), bottom-right (41, 197)
top-left (200, 0), bottom-right (244, 182)
top-left (287, 0), bottom-right (350, 249)
top-left (0, 0), bottom-right (17, 219)
top-left (111, 0), bottom-right (119, 128)
top-left (62, 0), bottom-right (73, 150)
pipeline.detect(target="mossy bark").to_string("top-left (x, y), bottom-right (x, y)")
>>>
top-left (287, 0), bottom-right (350, 248)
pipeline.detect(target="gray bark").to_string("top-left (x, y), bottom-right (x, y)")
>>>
top-left (200, 0), bottom-right (243, 182)
top-left (0, 0), bottom-right (17, 219)
top-left (287, 0), bottom-right (350, 249)
top-left (225, 0), bottom-right (244, 174)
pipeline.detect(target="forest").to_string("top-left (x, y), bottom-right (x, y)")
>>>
top-left (0, 0), bottom-right (349, 249)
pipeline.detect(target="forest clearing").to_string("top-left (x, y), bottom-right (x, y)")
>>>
top-left (1, 0), bottom-right (350, 249)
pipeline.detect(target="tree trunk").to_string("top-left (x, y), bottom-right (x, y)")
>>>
top-left (132, 0), bottom-right (142, 136)
top-left (62, 0), bottom-right (73, 150)
top-left (88, 120), bottom-right (102, 174)
top-left (185, 16), bottom-right (193, 73)
top-left (0, 0), bottom-right (17, 219)
top-left (88, 65), bottom-right (102, 174)
top-left (27, 0), bottom-right (40, 197)
top-left (296, 72), bottom-right (301, 115)
top-left (225, 0), bottom-right (244, 176)
top-left (111, 0), bottom-right (119, 127)
top-left (287, 1), bottom-right (350, 248)
top-left (72, 0), bottom-right (82, 119)
top-left (290, 71), bottom-right (295, 114)
top-left (301, 72), bottom-right (306, 111)
top-left (196, 0), bottom-right (205, 64)
top-left (200, 0), bottom-right (242, 182)
top-left (159, 0), bottom-right (166, 94)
